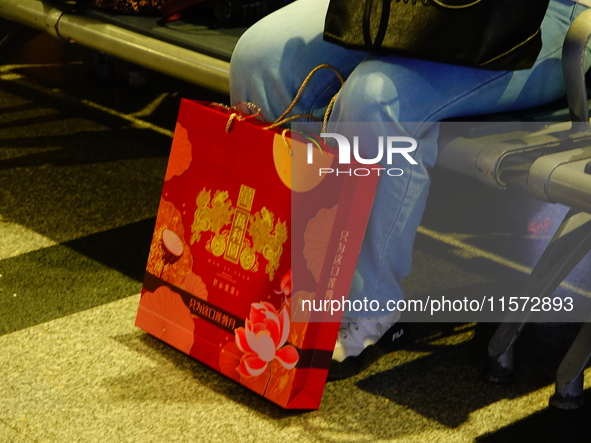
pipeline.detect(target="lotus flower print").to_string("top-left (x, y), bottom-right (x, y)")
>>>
top-left (235, 301), bottom-right (299, 377)
top-left (274, 269), bottom-right (292, 298)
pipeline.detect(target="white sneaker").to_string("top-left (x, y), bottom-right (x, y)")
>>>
top-left (329, 311), bottom-right (406, 380)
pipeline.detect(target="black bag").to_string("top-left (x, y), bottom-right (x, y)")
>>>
top-left (162, 0), bottom-right (295, 25)
top-left (323, 0), bottom-right (551, 71)
top-left (92, 0), bottom-right (167, 15)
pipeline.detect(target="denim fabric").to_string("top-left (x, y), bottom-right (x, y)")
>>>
top-left (229, 0), bottom-right (588, 316)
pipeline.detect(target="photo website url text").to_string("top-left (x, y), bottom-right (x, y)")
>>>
top-left (300, 295), bottom-right (574, 317)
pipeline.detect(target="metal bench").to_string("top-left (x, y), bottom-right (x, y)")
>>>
top-left (2, 0), bottom-right (591, 409)
top-left (438, 10), bottom-right (591, 409)
top-left (0, 0), bottom-right (242, 94)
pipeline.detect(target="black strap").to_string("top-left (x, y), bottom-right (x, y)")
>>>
top-left (363, 0), bottom-right (392, 50)
top-left (362, 0), bottom-right (374, 47)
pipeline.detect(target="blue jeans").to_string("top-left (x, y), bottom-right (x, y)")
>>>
top-left (230, 0), bottom-right (588, 317)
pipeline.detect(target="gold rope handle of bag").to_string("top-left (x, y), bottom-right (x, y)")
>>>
top-left (212, 102), bottom-right (264, 133)
top-left (222, 64), bottom-right (344, 132)
top-left (263, 63), bottom-right (345, 131)
top-left (222, 64), bottom-right (344, 155)
top-left (262, 64), bottom-right (345, 156)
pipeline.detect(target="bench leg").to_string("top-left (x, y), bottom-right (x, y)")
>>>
top-left (486, 209), bottom-right (591, 383)
top-left (550, 321), bottom-right (591, 409)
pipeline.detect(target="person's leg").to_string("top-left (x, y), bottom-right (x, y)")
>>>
top-left (327, 0), bottom-right (587, 377)
top-left (230, 0), bottom-right (588, 377)
top-left (230, 0), bottom-right (368, 121)
top-left (332, 0), bottom-right (586, 316)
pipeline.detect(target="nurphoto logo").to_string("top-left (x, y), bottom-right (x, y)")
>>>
top-left (307, 132), bottom-right (418, 176)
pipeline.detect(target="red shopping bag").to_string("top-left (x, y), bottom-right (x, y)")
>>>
top-left (135, 98), bottom-right (378, 409)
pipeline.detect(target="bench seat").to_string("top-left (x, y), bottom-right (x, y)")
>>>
top-left (3, 0), bottom-right (591, 410)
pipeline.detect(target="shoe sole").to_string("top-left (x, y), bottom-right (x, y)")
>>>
top-left (327, 322), bottom-right (408, 381)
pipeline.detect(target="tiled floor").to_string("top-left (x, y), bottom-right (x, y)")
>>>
top-left (1, 33), bottom-right (591, 442)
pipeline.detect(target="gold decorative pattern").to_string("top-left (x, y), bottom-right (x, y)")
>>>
top-left (225, 208), bottom-right (249, 265)
top-left (191, 185), bottom-right (288, 281)
top-left (237, 185), bottom-right (255, 211)
top-left (248, 207), bottom-right (288, 280)
top-left (191, 189), bottom-right (234, 245)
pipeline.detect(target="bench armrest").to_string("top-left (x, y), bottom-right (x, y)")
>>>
top-left (563, 8), bottom-right (591, 124)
